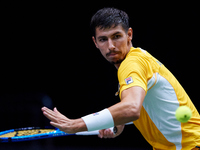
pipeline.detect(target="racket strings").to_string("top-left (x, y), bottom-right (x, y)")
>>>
top-left (0, 129), bottom-right (55, 137)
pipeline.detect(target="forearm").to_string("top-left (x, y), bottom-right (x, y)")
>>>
top-left (108, 100), bottom-right (140, 126)
top-left (72, 118), bottom-right (88, 133)
top-left (82, 109), bottom-right (114, 131)
top-left (81, 100), bottom-right (139, 132)
top-left (109, 86), bottom-right (145, 126)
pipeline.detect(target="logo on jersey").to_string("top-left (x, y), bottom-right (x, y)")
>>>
top-left (93, 112), bottom-right (99, 116)
top-left (156, 60), bottom-right (162, 66)
top-left (125, 77), bottom-right (133, 85)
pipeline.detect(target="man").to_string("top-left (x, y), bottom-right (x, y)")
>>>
top-left (42, 8), bottom-right (200, 149)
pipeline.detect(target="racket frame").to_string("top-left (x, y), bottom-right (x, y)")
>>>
top-left (0, 127), bottom-right (74, 142)
top-left (0, 122), bottom-right (133, 142)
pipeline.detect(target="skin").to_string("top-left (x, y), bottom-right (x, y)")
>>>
top-left (92, 25), bottom-right (133, 69)
top-left (41, 24), bottom-right (146, 138)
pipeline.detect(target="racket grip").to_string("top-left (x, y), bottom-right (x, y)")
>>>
top-left (102, 122), bottom-right (133, 135)
top-left (75, 122), bottom-right (133, 136)
top-left (108, 122), bottom-right (133, 135)
top-left (75, 127), bottom-right (115, 136)
top-left (75, 130), bottom-right (99, 135)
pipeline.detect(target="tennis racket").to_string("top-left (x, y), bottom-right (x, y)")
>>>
top-left (0, 122), bottom-right (133, 142)
top-left (0, 126), bottom-right (100, 143)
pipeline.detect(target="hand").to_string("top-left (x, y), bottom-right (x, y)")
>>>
top-left (41, 107), bottom-right (78, 134)
top-left (98, 124), bottom-right (125, 139)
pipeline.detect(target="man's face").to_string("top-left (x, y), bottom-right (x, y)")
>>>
top-left (92, 25), bottom-right (132, 66)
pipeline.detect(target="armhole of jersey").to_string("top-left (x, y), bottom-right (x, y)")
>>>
top-left (147, 73), bottom-right (157, 91)
top-left (115, 84), bottom-right (120, 96)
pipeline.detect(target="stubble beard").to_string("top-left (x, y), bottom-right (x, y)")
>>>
top-left (110, 59), bottom-right (124, 65)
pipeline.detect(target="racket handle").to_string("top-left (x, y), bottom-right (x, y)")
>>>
top-left (75, 130), bottom-right (99, 135)
top-left (75, 127), bottom-right (116, 136)
top-left (108, 122), bottom-right (133, 135)
top-left (75, 127), bottom-right (114, 136)
top-left (75, 122), bottom-right (133, 136)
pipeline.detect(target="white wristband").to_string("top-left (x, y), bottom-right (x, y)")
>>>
top-left (81, 109), bottom-right (114, 131)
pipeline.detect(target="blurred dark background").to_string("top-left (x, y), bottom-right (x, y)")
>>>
top-left (0, 0), bottom-right (199, 149)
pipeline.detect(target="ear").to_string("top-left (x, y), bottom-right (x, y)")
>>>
top-left (92, 36), bottom-right (99, 49)
top-left (127, 27), bottom-right (133, 41)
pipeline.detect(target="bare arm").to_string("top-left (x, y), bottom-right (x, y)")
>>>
top-left (42, 86), bottom-right (145, 134)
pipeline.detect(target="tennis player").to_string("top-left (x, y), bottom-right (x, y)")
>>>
top-left (42, 8), bottom-right (200, 150)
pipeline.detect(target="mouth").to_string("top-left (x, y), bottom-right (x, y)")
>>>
top-left (106, 51), bottom-right (120, 58)
top-left (108, 53), bottom-right (118, 57)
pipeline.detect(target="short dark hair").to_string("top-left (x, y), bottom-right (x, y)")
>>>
top-left (90, 7), bottom-right (129, 37)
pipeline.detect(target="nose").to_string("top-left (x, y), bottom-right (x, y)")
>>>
top-left (108, 39), bottom-right (115, 51)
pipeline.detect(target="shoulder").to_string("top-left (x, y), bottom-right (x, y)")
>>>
top-left (118, 47), bottom-right (149, 74)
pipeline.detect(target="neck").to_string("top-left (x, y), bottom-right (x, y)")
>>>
top-left (114, 63), bottom-right (121, 69)
top-left (114, 43), bottom-right (133, 69)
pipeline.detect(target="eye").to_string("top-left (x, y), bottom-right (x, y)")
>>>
top-left (113, 34), bottom-right (121, 39)
top-left (99, 38), bottom-right (107, 42)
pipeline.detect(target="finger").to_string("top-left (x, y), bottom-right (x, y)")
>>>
top-left (104, 129), bottom-right (110, 138)
top-left (104, 129), bottom-right (114, 138)
top-left (44, 107), bottom-right (55, 115)
top-left (43, 111), bottom-right (57, 122)
top-left (44, 108), bottom-right (59, 119)
top-left (109, 130), bottom-right (114, 138)
top-left (108, 129), bottom-right (115, 138)
top-left (54, 107), bottom-right (58, 112)
top-left (41, 106), bottom-right (48, 112)
top-left (43, 107), bottom-right (55, 116)
top-left (42, 106), bottom-right (53, 112)
top-left (98, 129), bottom-right (105, 138)
top-left (43, 108), bottom-right (58, 122)
top-left (50, 121), bottom-right (61, 129)
top-left (54, 107), bottom-right (63, 116)
top-left (54, 107), bottom-right (70, 120)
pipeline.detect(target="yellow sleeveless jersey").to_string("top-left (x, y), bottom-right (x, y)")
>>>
top-left (118, 47), bottom-right (200, 150)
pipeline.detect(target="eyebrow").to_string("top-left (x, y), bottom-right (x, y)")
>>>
top-left (112, 31), bottom-right (121, 35)
top-left (97, 31), bottom-right (122, 40)
top-left (97, 36), bottom-right (107, 40)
